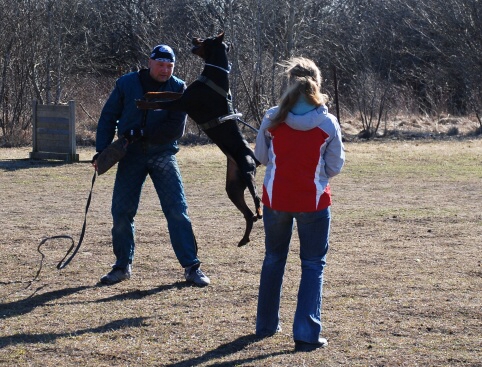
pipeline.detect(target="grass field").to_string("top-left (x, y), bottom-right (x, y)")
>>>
top-left (0, 140), bottom-right (481, 366)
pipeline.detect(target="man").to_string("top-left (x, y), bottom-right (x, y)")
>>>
top-left (92, 44), bottom-right (210, 286)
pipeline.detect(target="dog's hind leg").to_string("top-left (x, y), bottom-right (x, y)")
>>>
top-left (236, 150), bottom-right (263, 221)
top-left (225, 157), bottom-right (255, 247)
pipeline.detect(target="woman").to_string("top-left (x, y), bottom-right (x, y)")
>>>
top-left (254, 57), bottom-right (345, 351)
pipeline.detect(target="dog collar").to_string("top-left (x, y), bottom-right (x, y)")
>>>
top-left (205, 63), bottom-right (231, 73)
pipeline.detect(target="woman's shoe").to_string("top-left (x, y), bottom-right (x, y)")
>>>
top-left (294, 338), bottom-right (328, 352)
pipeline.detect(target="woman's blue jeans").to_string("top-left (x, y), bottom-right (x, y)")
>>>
top-left (110, 142), bottom-right (199, 269)
top-left (256, 205), bottom-right (330, 342)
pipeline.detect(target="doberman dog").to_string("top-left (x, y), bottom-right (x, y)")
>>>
top-left (136, 32), bottom-right (262, 247)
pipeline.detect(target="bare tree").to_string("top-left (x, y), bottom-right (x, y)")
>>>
top-left (404, 0), bottom-right (482, 118)
top-left (1, 0), bottom-right (481, 146)
top-left (0, 2), bottom-right (34, 145)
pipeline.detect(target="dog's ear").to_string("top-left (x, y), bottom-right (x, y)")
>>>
top-left (192, 37), bottom-right (203, 46)
top-left (216, 31), bottom-right (225, 42)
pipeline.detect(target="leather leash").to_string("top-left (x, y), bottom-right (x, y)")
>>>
top-left (29, 170), bottom-right (97, 286)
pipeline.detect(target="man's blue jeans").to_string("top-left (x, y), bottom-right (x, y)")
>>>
top-left (110, 142), bottom-right (200, 270)
top-left (256, 206), bottom-right (330, 342)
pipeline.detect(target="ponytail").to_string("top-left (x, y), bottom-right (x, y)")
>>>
top-left (269, 57), bottom-right (328, 130)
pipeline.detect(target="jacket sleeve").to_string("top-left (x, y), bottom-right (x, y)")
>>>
top-left (254, 108), bottom-right (277, 166)
top-left (324, 116), bottom-right (345, 178)
top-left (95, 81), bottom-right (123, 152)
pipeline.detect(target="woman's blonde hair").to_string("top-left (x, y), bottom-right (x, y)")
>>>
top-left (269, 57), bottom-right (328, 129)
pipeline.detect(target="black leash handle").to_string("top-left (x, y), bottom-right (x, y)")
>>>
top-left (30, 171), bottom-right (97, 286)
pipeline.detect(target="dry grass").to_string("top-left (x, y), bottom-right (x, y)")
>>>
top-left (0, 140), bottom-right (481, 366)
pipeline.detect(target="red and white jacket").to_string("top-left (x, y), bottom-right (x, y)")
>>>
top-left (254, 104), bottom-right (345, 212)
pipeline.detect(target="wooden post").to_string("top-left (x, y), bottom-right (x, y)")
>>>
top-left (68, 100), bottom-right (76, 158)
top-left (30, 100), bottom-right (79, 162)
top-left (32, 100), bottom-right (38, 153)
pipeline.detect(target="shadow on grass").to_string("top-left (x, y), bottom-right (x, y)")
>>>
top-left (0, 158), bottom-right (93, 172)
top-left (0, 158), bottom-right (73, 172)
top-left (0, 316), bottom-right (149, 349)
top-left (164, 334), bottom-right (294, 367)
top-left (0, 281), bottom-right (194, 319)
top-left (0, 286), bottom-right (93, 319)
top-left (94, 281), bottom-right (192, 303)
top-left (0, 282), bottom-right (187, 349)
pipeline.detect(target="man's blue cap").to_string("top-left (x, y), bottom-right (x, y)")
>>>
top-left (150, 45), bottom-right (175, 63)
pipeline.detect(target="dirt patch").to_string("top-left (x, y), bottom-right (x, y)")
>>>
top-left (0, 141), bottom-right (481, 366)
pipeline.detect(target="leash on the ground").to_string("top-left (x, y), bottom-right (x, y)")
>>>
top-left (28, 171), bottom-right (97, 288)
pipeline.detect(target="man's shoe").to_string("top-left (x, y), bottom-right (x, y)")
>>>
top-left (294, 338), bottom-right (328, 352)
top-left (184, 263), bottom-right (210, 286)
top-left (100, 265), bottom-right (131, 285)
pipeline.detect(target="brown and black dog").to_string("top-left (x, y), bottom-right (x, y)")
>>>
top-left (136, 32), bottom-right (262, 247)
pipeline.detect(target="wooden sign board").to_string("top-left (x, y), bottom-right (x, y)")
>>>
top-left (30, 100), bottom-right (79, 162)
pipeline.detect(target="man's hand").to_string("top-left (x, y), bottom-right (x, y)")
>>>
top-left (91, 152), bottom-right (100, 171)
